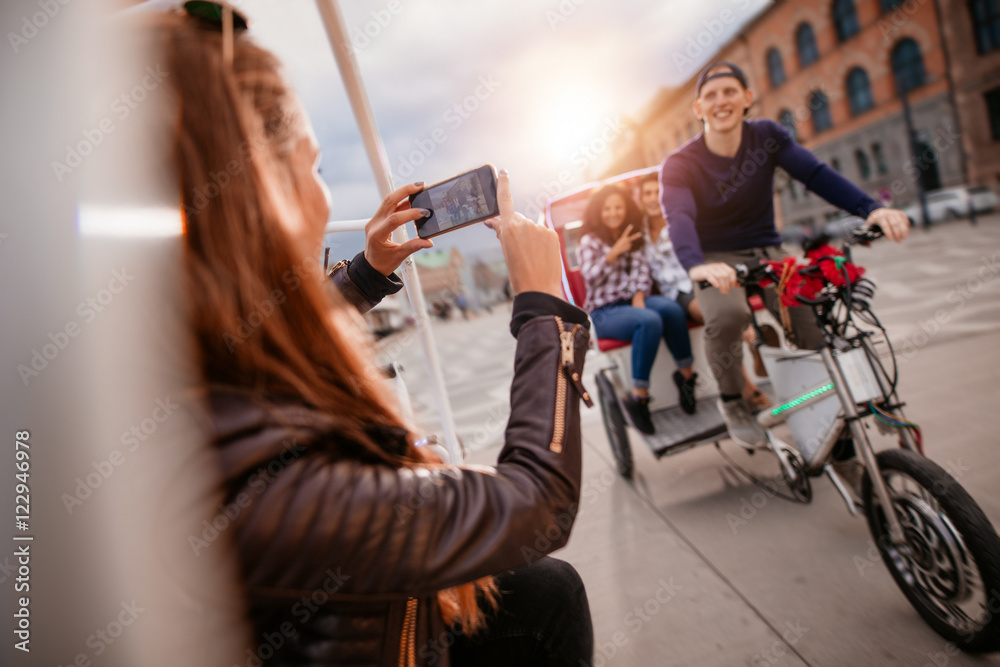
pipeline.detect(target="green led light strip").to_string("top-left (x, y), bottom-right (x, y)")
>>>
top-left (770, 383), bottom-right (835, 416)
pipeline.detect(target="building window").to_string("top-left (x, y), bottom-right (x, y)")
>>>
top-left (833, 0), bottom-right (860, 42)
top-left (986, 86), bottom-right (1000, 140)
top-left (970, 0), bottom-right (1000, 54)
top-left (855, 149), bottom-right (872, 180)
top-left (796, 23), bottom-right (819, 68)
top-left (767, 48), bottom-right (786, 88)
top-left (871, 142), bottom-right (889, 174)
top-left (881, 0), bottom-right (904, 10)
top-left (847, 67), bottom-right (874, 115)
top-left (831, 157), bottom-right (842, 172)
top-left (891, 38), bottom-right (927, 95)
top-left (809, 90), bottom-right (832, 134)
top-left (778, 110), bottom-right (797, 141)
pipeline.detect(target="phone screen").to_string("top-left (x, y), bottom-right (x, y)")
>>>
top-left (411, 165), bottom-right (499, 239)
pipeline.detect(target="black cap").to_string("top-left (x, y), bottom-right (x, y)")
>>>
top-left (695, 62), bottom-right (749, 96)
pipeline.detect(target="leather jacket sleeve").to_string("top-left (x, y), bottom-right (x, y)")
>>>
top-left (215, 313), bottom-right (591, 600)
top-left (328, 252), bottom-right (404, 314)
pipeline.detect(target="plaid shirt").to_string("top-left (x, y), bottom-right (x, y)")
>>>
top-left (578, 233), bottom-right (652, 312)
top-left (644, 219), bottom-right (693, 301)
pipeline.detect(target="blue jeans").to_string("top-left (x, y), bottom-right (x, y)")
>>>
top-left (590, 296), bottom-right (694, 390)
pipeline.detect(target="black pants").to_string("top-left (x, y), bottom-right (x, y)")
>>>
top-left (450, 557), bottom-right (594, 667)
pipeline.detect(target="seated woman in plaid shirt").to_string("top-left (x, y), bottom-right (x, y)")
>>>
top-left (578, 184), bottom-right (698, 434)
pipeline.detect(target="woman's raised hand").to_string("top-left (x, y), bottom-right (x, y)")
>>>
top-left (364, 182), bottom-right (435, 276)
top-left (486, 170), bottom-right (563, 298)
top-left (607, 225), bottom-right (643, 264)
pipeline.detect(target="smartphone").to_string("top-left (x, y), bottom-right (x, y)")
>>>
top-left (410, 164), bottom-right (499, 239)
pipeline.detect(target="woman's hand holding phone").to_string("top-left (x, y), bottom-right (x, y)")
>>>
top-left (364, 182), bottom-right (435, 276)
top-left (487, 170), bottom-right (562, 299)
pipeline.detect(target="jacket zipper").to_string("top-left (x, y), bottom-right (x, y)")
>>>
top-left (398, 597), bottom-right (417, 667)
top-left (550, 318), bottom-right (593, 453)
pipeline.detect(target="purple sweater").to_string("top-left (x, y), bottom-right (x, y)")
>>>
top-left (658, 119), bottom-right (883, 270)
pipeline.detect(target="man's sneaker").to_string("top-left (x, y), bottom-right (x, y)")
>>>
top-left (622, 393), bottom-right (655, 435)
top-left (673, 370), bottom-right (698, 415)
top-left (717, 397), bottom-right (767, 449)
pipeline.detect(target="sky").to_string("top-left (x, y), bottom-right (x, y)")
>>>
top-left (238, 0), bottom-right (771, 260)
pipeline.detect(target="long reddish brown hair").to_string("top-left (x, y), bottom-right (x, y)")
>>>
top-left (159, 11), bottom-right (494, 633)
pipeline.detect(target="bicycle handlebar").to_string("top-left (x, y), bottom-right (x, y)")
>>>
top-left (695, 222), bottom-right (885, 291)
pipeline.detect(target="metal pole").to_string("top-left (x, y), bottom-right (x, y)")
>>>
top-left (897, 77), bottom-right (931, 230)
top-left (314, 0), bottom-right (463, 463)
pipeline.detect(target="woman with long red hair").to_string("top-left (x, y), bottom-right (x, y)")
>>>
top-left (158, 6), bottom-right (593, 666)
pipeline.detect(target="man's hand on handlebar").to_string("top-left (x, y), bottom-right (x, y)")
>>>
top-left (865, 208), bottom-right (910, 242)
top-left (690, 262), bottom-right (738, 295)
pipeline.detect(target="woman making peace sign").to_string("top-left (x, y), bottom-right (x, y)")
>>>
top-left (577, 185), bottom-right (698, 435)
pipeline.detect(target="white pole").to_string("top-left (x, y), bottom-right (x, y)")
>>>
top-left (314, 0), bottom-right (463, 463)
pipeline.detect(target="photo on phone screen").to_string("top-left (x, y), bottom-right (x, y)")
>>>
top-left (411, 165), bottom-right (499, 239)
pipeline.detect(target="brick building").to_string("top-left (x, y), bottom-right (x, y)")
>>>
top-left (606, 0), bottom-right (1000, 231)
top-left (937, 0), bottom-right (1000, 190)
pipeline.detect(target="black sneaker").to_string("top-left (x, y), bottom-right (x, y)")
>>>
top-left (622, 393), bottom-right (655, 435)
top-left (673, 370), bottom-right (698, 415)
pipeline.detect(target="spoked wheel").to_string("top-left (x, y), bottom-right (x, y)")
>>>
top-left (863, 449), bottom-right (1000, 652)
top-left (595, 371), bottom-right (633, 479)
top-left (780, 448), bottom-right (812, 503)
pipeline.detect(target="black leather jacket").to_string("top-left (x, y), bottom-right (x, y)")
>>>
top-left (207, 254), bottom-right (591, 667)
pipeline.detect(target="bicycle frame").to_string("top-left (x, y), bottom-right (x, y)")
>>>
top-left (752, 312), bottom-right (911, 543)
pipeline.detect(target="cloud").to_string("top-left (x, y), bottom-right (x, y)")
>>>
top-left (238, 0), bottom-right (771, 259)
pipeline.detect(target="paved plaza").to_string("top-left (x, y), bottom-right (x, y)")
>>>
top-left (380, 217), bottom-right (1000, 666)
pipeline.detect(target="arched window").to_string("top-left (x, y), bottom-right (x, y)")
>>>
top-left (833, 0), bottom-right (860, 42)
top-left (767, 48), bottom-right (786, 88)
top-left (778, 110), bottom-right (797, 141)
top-left (809, 90), bottom-right (832, 134)
top-left (871, 142), bottom-right (889, 174)
top-left (796, 23), bottom-right (820, 68)
top-left (891, 38), bottom-right (927, 94)
top-left (881, 0), bottom-right (904, 10)
top-left (969, 0), bottom-right (1000, 54)
top-left (855, 149), bottom-right (872, 180)
top-left (847, 67), bottom-right (874, 115)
